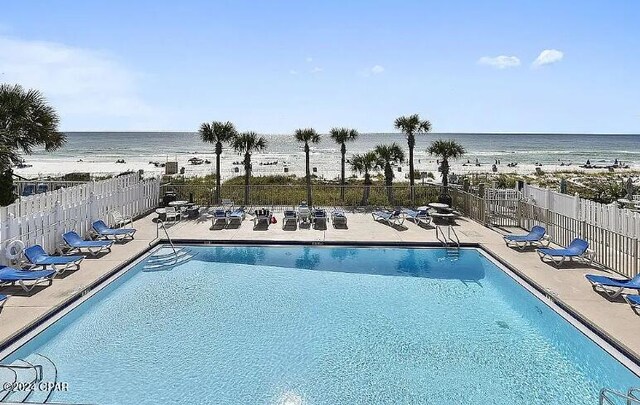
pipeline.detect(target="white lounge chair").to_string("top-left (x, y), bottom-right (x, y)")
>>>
top-left (221, 199), bottom-right (234, 211)
top-left (297, 202), bottom-right (311, 224)
top-left (372, 210), bottom-right (404, 226)
top-left (402, 208), bottom-right (432, 227)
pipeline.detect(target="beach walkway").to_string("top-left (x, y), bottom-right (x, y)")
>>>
top-left (1, 212), bottom-right (639, 363)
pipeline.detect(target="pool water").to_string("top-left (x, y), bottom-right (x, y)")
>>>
top-left (3, 246), bottom-right (639, 404)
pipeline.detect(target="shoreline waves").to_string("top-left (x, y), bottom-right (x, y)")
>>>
top-left (14, 132), bottom-right (640, 180)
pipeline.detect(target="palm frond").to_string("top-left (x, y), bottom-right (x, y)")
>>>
top-left (294, 128), bottom-right (320, 144)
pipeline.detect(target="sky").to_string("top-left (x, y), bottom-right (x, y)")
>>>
top-left (1, 0), bottom-right (639, 134)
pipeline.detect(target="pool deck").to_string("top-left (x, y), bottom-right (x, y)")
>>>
top-left (2, 211), bottom-right (640, 363)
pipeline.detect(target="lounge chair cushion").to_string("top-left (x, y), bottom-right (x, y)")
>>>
top-left (585, 274), bottom-right (640, 289)
top-left (63, 231), bottom-right (112, 248)
top-left (627, 295), bottom-right (640, 306)
top-left (539, 238), bottom-right (588, 257)
top-left (504, 226), bottom-right (546, 242)
top-left (0, 266), bottom-right (56, 281)
top-left (24, 245), bottom-right (83, 265)
top-left (92, 220), bottom-right (136, 235)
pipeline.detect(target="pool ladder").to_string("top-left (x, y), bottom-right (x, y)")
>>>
top-left (600, 387), bottom-right (640, 404)
top-left (436, 225), bottom-right (460, 259)
top-left (0, 354), bottom-right (57, 404)
top-left (144, 220), bottom-right (195, 271)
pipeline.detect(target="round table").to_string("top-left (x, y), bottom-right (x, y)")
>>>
top-left (155, 208), bottom-right (167, 221)
top-left (168, 200), bottom-right (189, 207)
top-left (428, 202), bottom-right (451, 210)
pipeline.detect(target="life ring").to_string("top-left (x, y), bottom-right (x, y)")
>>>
top-left (5, 240), bottom-right (25, 261)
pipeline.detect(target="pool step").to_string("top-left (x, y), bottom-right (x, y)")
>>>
top-left (0, 354), bottom-right (57, 404)
top-left (143, 247), bottom-right (196, 272)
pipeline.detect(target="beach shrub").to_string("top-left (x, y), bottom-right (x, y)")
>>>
top-left (0, 170), bottom-right (15, 206)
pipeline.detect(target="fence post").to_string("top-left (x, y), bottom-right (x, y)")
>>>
top-left (545, 187), bottom-right (552, 211)
top-left (634, 238), bottom-right (639, 276)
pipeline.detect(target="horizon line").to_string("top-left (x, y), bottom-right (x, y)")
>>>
top-left (60, 130), bottom-right (640, 136)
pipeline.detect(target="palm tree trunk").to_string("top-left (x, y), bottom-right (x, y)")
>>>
top-left (244, 153), bottom-right (250, 206)
top-left (305, 143), bottom-right (312, 206)
top-left (408, 135), bottom-right (415, 204)
top-left (215, 149), bottom-right (221, 204)
top-left (362, 173), bottom-right (371, 206)
top-left (340, 143), bottom-right (346, 201)
top-left (385, 164), bottom-right (393, 204)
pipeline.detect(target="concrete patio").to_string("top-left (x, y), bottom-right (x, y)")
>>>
top-left (1, 211), bottom-right (640, 365)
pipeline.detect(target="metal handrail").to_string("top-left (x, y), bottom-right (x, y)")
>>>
top-left (600, 387), bottom-right (640, 405)
top-left (155, 220), bottom-right (178, 263)
top-left (447, 225), bottom-right (460, 247)
top-left (435, 226), bottom-right (448, 247)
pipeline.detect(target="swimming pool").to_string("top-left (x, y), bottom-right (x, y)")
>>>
top-left (1, 245), bottom-right (639, 404)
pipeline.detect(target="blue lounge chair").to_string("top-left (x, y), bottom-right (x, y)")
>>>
top-left (227, 208), bottom-right (245, 226)
top-left (92, 220), bottom-right (136, 241)
top-left (211, 209), bottom-right (228, 227)
top-left (372, 210), bottom-right (404, 226)
top-left (0, 294), bottom-right (6, 309)
top-left (585, 273), bottom-right (640, 298)
top-left (24, 245), bottom-right (83, 274)
top-left (402, 208), bottom-right (432, 227)
top-left (624, 295), bottom-right (640, 313)
top-left (537, 238), bottom-right (594, 267)
top-left (0, 266), bottom-right (56, 293)
top-left (504, 226), bottom-right (550, 250)
top-left (62, 231), bottom-right (113, 256)
top-left (312, 209), bottom-right (327, 229)
top-left (282, 210), bottom-right (298, 229)
top-left (331, 209), bottom-right (347, 228)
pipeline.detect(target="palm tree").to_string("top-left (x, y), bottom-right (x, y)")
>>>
top-left (427, 139), bottom-right (465, 203)
top-left (374, 143), bottom-right (405, 204)
top-left (329, 127), bottom-right (359, 201)
top-left (0, 84), bottom-right (65, 206)
top-left (198, 121), bottom-right (237, 204)
top-left (349, 151), bottom-right (378, 206)
top-left (394, 114), bottom-right (431, 203)
top-left (231, 131), bottom-right (267, 205)
top-left (294, 128), bottom-right (321, 206)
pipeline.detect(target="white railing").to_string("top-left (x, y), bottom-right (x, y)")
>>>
top-left (523, 184), bottom-right (640, 238)
top-left (0, 174), bottom-right (161, 264)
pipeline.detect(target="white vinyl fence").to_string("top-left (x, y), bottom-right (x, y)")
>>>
top-left (522, 184), bottom-right (640, 238)
top-left (0, 174), bottom-right (160, 264)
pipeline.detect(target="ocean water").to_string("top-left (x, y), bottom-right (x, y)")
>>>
top-left (3, 246), bottom-right (639, 404)
top-left (15, 132), bottom-right (640, 179)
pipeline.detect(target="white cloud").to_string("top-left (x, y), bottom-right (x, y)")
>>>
top-left (310, 67), bottom-right (323, 73)
top-left (532, 49), bottom-right (564, 68)
top-left (371, 65), bottom-right (385, 74)
top-left (305, 57), bottom-right (313, 63)
top-left (477, 55), bottom-right (521, 69)
top-left (0, 35), bottom-right (152, 122)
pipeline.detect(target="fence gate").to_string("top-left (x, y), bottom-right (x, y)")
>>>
top-left (485, 188), bottom-right (521, 227)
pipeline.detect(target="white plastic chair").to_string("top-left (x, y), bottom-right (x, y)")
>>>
top-left (110, 209), bottom-right (133, 227)
top-left (165, 207), bottom-right (179, 222)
